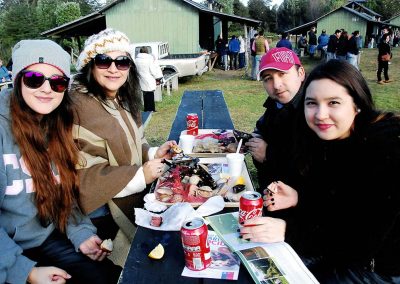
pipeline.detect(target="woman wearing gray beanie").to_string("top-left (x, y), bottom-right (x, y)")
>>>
top-left (0, 39), bottom-right (120, 283)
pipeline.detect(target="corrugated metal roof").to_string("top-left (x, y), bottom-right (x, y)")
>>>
top-left (42, 0), bottom-right (260, 37)
top-left (345, 1), bottom-right (382, 17)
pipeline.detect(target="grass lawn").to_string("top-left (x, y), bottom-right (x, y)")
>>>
top-left (145, 48), bottom-right (400, 188)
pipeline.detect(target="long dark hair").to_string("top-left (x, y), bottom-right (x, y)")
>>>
top-left (74, 54), bottom-right (142, 123)
top-left (294, 59), bottom-right (379, 175)
top-left (10, 72), bottom-right (80, 232)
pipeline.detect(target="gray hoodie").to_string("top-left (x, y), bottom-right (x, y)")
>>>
top-left (0, 88), bottom-right (96, 284)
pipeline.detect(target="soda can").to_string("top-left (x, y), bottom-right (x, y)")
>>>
top-left (186, 113), bottom-right (199, 136)
top-left (181, 218), bottom-right (211, 271)
top-left (239, 191), bottom-right (263, 224)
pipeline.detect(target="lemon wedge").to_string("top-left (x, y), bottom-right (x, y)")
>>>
top-left (148, 243), bottom-right (164, 260)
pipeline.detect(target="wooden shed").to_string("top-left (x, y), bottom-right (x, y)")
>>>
top-left (42, 0), bottom-right (260, 54)
top-left (286, 1), bottom-right (399, 48)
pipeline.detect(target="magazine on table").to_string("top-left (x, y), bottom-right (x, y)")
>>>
top-left (181, 230), bottom-right (241, 280)
top-left (206, 212), bottom-right (319, 284)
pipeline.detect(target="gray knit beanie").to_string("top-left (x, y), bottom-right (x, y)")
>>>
top-left (12, 39), bottom-right (71, 82)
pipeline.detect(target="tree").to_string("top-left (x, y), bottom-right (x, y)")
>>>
top-left (36, 0), bottom-right (60, 33)
top-left (218, 0), bottom-right (234, 14)
top-left (55, 2), bottom-right (81, 26)
top-left (0, 2), bottom-right (40, 59)
top-left (233, 0), bottom-right (249, 17)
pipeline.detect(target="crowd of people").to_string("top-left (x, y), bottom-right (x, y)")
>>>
top-left (0, 27), bottom-right (399, 284)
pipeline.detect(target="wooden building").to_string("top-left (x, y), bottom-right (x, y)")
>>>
top-left (286, 1), bottom-right (399, 48)
top-left (42, 0), bottom-right (260, 54)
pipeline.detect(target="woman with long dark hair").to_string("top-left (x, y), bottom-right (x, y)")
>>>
top-left (240, 60), bottom-right (400, 283)
top-left (72, 29), bottom-right (175, 241)
top-left (0, 39), bottom-right (120, 284)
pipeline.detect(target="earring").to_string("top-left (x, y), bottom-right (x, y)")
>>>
top-left (357, 108), bottom-right (361, 113)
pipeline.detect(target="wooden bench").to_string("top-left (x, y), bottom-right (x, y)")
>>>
top-left (154, 72), bottom-right (179, 101)
top-left (141, 111), bottom-right (152, 129)
top-left (0, 81), bottom-right (12, 91)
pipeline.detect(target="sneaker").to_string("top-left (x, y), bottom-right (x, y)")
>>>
top-left (377, 81), bottom-right (385, 85)
top-left (383, 80), bottom-right (393, 83)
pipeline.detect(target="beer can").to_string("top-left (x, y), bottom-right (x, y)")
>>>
top-left (181, 218), bottom-right (211, 271)
top-left (186, 113), bottom-right (199, 136)
top-left (239, 191), bottom-right (263, 224)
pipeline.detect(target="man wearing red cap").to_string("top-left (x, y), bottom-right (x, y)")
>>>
top-left (245, 47), bottom-right (305, 190)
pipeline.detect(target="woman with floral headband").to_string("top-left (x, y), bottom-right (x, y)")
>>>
top-left (0, 39), bottom-right (120, 284)
top-left (72, 28), bottom-right (176, 241)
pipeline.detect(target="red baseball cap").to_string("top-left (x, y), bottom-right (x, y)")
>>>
top-left (257, 47), bottom-right (302, 80)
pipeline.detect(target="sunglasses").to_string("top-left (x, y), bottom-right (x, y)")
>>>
top-left (21, 71), bottom-right (70, 93)
top-left (94, 54), bottom-right (131, 70)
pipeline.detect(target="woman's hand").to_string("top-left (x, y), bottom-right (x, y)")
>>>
top-left (155, 140), bottom-right (177, 159)
top-left (263, 181), bottom-right (298, 211)
top-left (240, 216), bottom-right (286, 243)
top-left (27, 267), bottom-right (71, 284)
top-left (79, 235), bottom-right (108, 261)
top-left (143, 158), bottom-right (166, 184)
top-left (245, 137), bottom-right (267, 163)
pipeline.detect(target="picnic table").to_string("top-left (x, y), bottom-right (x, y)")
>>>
top-left (167, 90), bottom-right (234, 142)
top-left (118, 90), bottom-right (254, 284)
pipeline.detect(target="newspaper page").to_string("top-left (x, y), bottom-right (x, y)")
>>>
top-left (181, 230), bottom-right (240, 280)
top-left (206, 212), bottom-right (319, 284)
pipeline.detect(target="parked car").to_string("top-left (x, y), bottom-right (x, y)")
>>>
top-left (131, 42), bottom-right (208, 78)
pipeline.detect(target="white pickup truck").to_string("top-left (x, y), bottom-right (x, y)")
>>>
top-left (131, 42), bottom-right (208, 78)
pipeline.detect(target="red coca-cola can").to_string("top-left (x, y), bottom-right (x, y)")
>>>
top-left (181, 218), bottom-right (211, 271)
top-left (239, 191), bottom-right (263, 224)
top-left (186, 113), bottom-right (199, 136)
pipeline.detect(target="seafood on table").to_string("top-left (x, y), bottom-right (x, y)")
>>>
top-left (155, 157), bottom-right (248, 204)
top-left (192, 129), bottom-right (238, 153)
top-left (188, 129), bottom-right (255, 154)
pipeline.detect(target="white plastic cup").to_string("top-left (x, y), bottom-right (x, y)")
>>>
top-left (179, 134), bottom-right (195, 153)
top-left (226, 153), bottom-right (244, 177)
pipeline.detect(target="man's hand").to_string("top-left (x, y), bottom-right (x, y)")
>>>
top-left (27, 267), bottom-right (71, 284)
top-left (245, 137), bottom-right (267, 163)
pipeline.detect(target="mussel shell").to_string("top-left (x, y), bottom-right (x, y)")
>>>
top-left (232, 184), bottom-right (246, 194)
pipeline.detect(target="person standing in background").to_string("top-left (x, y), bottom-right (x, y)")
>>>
top-left (250, 33), bottom-right (258, 79)
top-left (238, 35), bottom-right (246, 69)
top-left (326, 29), bottom-right (341, 61)
top-left (215, 35), bottom-right (225, 66)
top-left (336, 30), bottom-right (348, 61)
top-left (377, 33), bottom-right (392, 85)
top-left (308, 26), bottom-right (317, 58)
top-left (252, 30), bottom-right (270, 80)
top-left (347, 30), bottom-right (360, 70)
top-left (317, 29), bottom-right (329, 59)
top-left (276, 32), bottom-right (292, 50)
top-left (228, 35), bottom-right (240, 70)
top-left (135, 46), bottom-right (163, 112)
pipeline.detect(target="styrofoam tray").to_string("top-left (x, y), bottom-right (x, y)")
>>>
top-left (152, 157), bottom-right (255, 207)
top-left (179, 129), bottom-right (236, 157)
